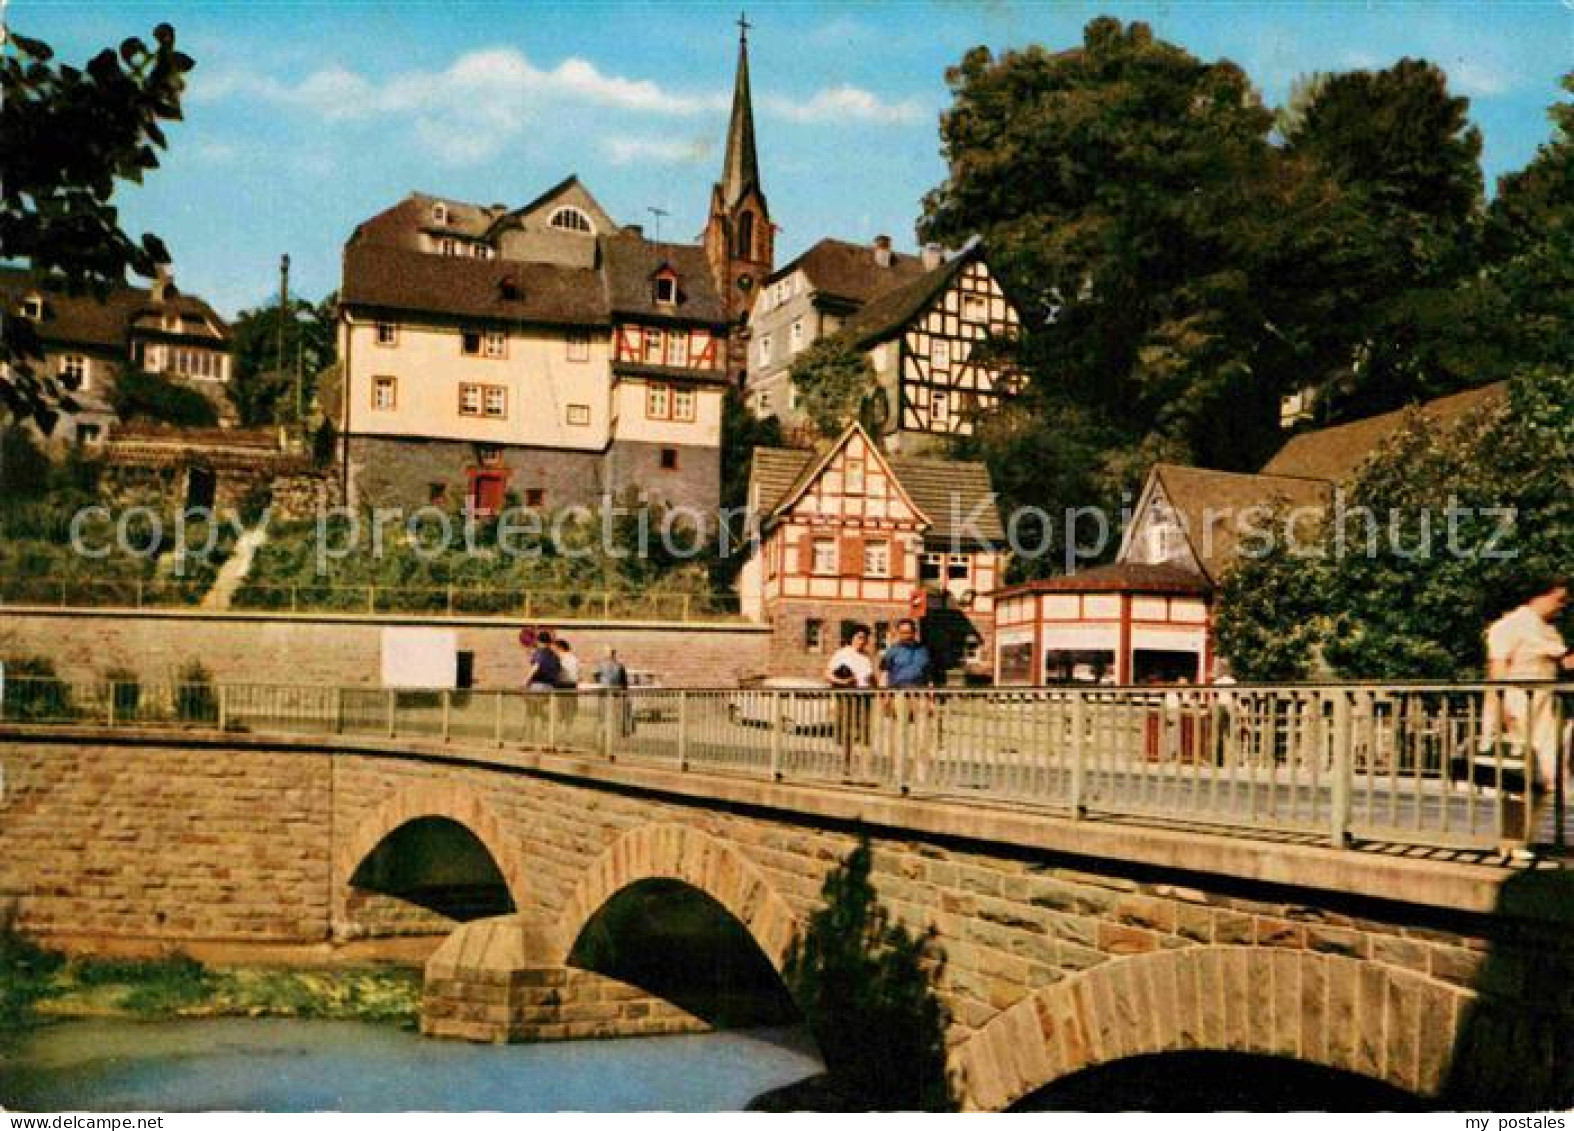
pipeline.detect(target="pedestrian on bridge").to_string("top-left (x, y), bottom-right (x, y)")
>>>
top-left (826, 624), bottom-right (874, 777)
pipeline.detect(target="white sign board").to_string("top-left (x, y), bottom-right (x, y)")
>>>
top-left (381, 627), bottom-right (459, 690)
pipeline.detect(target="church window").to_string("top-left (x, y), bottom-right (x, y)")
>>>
top-left (735, 212), bottom-right (754, 259)
top-left (549, 207), bottom-right (594, 234)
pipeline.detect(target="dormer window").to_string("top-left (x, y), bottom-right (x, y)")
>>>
top-left (499, 276), bottom-right (521, 302)
top-left (21, 295), bottom-right (42, 320)
top-left (654, 273), bottom-right (678, 305)
top-left (432, 202), bottom-right (449, 225)
top-left (548, 206), bottom-right (594, 234)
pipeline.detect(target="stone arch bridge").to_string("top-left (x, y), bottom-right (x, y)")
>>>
top-left (1, 723), bottom-right (1570, 1110)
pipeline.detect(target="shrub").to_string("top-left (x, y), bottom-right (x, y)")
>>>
top-left (1, 656), bottom-right (73, 722)
top-left (312, 418), bottom-right (337, 469)
top-left (105, 666), bottom-right (141, 717)
top-left (0, 904), bottom-right (64, 1027)
top-left (112, 368), bottom-right (219, 428)
top-left (784, 838), bottom-right (955, 1110)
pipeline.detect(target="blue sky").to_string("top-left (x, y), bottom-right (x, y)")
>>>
top-left (17, 1), bottom-right (1574, 317)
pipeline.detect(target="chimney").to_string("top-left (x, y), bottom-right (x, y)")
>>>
top-left (151, 264), bottom-right (175, 303)
top-left (921, 243), bottom-right (944, 271)
top-left (873, 235), bottom-right (893, 268)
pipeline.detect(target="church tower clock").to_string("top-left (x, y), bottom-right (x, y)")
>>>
top-left (704, 14), bottom-right (773, 385)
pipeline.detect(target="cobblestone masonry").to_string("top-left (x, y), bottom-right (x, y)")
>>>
top-left (0, 729), bottom-right (1569, 1109)
top-left (0, 609), bottom-right (771, 689)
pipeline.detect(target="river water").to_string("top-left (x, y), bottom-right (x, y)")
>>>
top-left (0, 1019), bottom-right (824, 1112)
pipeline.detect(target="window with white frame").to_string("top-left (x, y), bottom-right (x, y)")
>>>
top-left (844, 459), bottom-right (865, 495)
top-left (375, 322), bottom-right (397, 347)
top-left (790, 319), bottom-right (804, 353)
top-left (948, 555), bottom-right (970, 580)
top-left (931, 338), bottom-right (951, 370)
top-left (962, 294), bottom-right (988, 324)
top-left (373, 376), bottom-right (397, 411)
top-left (566, 404), bottom-right (590, 426)
top-left (484, 330), bottom-right (506, 359)
top-left (811, 537), bottom-right (837, 575)
top-left (440, 237), bottom-right (458, 257)
top-left (432, 202), bottom-right (449, 224)
top-left (458, 383), bottom-right (482, 416)
top-left (805, 618), bottom-right (824, 651)
top-left (654, 275), bottom-right (678, 304)
top-left (646, 384), bottom-right (671, 419)
top-left (59, 354), bottom-right (88, 388)
top-left (921, 552), bottom-right (944, 582)
top-left (644, 328), bottom-right (665, 365)
top-left (758, 335), bottom-right (772, 365)
top-left (668, 332), bottom-right (688, 367)
top-left (863, 539), bottom-right (890, 578)
top-left (672, 387), bottom-right (695, 422)
top-left (482, 385), bottom-right (507, 418)
top-left (21, 295), bottom-right (42, 320)
top-left (931, 389), bottom-right (950, 425)
top-left (567, 331), bottom-right (590, 362)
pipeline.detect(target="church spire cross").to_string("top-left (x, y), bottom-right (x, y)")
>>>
top-left (737, 11), bottom-right (751, 43)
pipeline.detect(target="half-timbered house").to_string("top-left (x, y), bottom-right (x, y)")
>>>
top-left (336, 28), bottom-right (767, 515)
top-left (740, 423), bottom-right (1007, 679)
top-left (990, 382), bottom-right (1508, 685)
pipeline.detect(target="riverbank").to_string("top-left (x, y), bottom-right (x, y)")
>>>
top-left (1, 925), bottom-right (420, 1030)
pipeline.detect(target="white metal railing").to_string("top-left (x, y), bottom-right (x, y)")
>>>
top-left (1, 678), bottom-right (1568, 853)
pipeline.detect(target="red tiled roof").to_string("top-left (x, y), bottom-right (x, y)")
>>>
top-left (993, 562), bottom-right (1213, 599)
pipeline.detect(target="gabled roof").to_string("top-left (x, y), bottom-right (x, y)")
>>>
top-left (835, 248), bottom-right (974, 349)
top-left (1138, 463), bottom-right (1333, 586)
top-left (352, 193), bottom-right (505, 249)
top-left (994, 562), bottom-right (1213, 599)
top-left (0, 267), bottom-right (230, 352)
top-left (340, 243), bottom-right (606, 326)
top-left (1261, 381), bottom-right (1507, 483)
top-left (750, 428), bottom-right (1006, 546)
top-left (599, 233), bottom-right (726, 324)
top-left (766, 237), bottom-right (928, 303)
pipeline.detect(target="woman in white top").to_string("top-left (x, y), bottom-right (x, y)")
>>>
top-left (826, 625), bottom-right (874, 770)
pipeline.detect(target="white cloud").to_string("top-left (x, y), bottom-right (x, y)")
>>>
top-left (1449, 59), bottom-right (1510, 98)
top-left (603, 136), bottom-right (714, 166)
top-left (763, 85), bottom-right (927, 126)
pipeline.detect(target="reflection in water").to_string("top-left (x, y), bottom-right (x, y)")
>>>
top-left (0, 1019), bottom-right (824, 1113)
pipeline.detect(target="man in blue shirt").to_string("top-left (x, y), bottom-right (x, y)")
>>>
top-left (879, 618), bottom-right (932, 688)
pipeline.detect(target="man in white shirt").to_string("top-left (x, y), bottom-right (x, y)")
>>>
top-left (1482, 577), bottom-right (1573, 790)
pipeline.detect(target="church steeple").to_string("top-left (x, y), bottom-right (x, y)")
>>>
top-left (720, 14), bottom-right (760, 208)
top-left (705, 12), bottom-right (773, 383)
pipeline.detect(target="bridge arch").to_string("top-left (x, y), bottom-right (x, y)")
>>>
top-left (951, 945), bottom-right (1472, 1112)
top-left (335, 783), bottom-right (530, 917)
top-left (557, 822), bottom-right (801, 971)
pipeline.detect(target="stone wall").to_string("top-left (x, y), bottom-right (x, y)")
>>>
top-left (0, 609), bottom-right (772, 689)
top-left (347, 435), bottom-right (721, 517)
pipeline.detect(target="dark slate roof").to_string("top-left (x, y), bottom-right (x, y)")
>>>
top-left (1148, 463), bottom-right (1332, 586)
top-left (769, 237), bottom-right (928, 304)
top-left (0, 267), bottom-right (229, 351)
top-left (750, 441), bottom-right (1006, 545)
top-left (1260, 381), bottom-right (1508, 483)
top-left (834, 249), bottom-right (973, 348)
top-left (599, 234), bottom-right (727, 324)
top-left (341, 243), bottom-right (607, 326)
top-left (993, 562), bottom-right (1214, 599)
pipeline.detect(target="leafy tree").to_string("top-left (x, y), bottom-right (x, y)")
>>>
top-left (111, 367), bottom-right (220, 428)
top-left (228, 292), bottom-right (338, 426)
top-left (0, 24), bottom-right (194, 429)
top-left (789, 337), bottom-right (879, 441)
top-left (1281, 59), bottom-right (1487, 419)
top-left (784, 838), bottom-right (954, 1111)
top-left (920, 19), bottom-right (1290, 472)
top-left (1216, 370), bottom-right (1574, 680)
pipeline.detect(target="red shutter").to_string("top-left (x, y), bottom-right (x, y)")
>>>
top-left (798, 532), bottom-right (815, 575)
top-left (841, 534), bottom-right (864, 578)
top-left (891, 537), bottom-right (906, 580)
